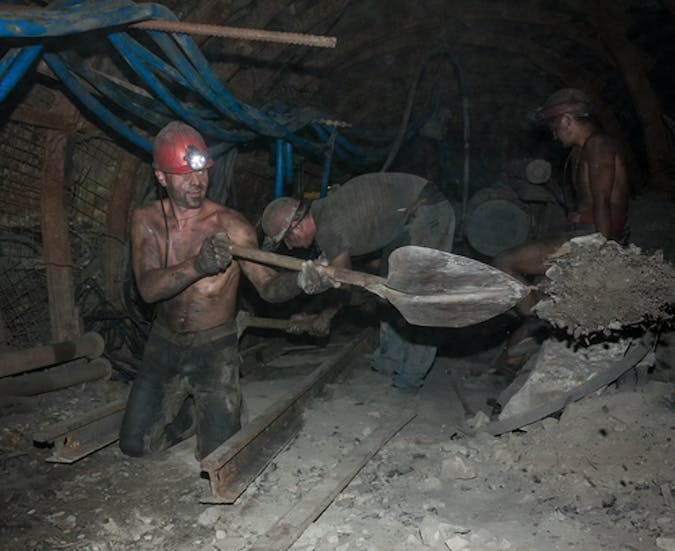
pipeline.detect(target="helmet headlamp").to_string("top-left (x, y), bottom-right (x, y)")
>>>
top-left (184, 145), bottom-right (209, 172)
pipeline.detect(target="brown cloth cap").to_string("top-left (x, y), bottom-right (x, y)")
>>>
top-left (535, 88), bottom-right (593, 121)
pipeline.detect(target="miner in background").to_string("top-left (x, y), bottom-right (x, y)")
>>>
top-left (119, 121), bottom-right (304, 460)
top-left (260, 172), bottom-right (455, 390)
top-left (492, 89), bottom-right (631, 368)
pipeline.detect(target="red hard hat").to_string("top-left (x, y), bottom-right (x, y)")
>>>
top-left (152, 121), bottom-right (214, 174)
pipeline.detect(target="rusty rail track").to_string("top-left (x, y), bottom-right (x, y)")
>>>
top-left (200, 330), bottom-right (371, 504)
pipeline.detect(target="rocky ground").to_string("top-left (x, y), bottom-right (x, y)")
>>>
top-left (1, 189), bottom-right (674, 550)
top-left (535, 233), bottom-right (675, 337)
top-left (0, 323), bottom-right (673, 551)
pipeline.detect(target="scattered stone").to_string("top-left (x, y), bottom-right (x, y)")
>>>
top-left (197, 506), bottom-right (222, 527)
top-left (466, 411), bottom-right (490, 429)
top-left (441, 456), bottom-right (476, 480)
top-left (445, 534), bottom-right (470, 550)
top-left (423, 476), bottom-right (443, 490)
top-left (657, 537), bottom-right (675, 551)
top-left (419, 515), bottom-right (470, 546)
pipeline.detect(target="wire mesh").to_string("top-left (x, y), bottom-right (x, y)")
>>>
top-left (0, 100), bottom-right (129, 349)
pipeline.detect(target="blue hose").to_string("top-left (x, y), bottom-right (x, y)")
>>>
top-left (0, 45), bottom-right (42, 103)
top-left (42, 52), bottom-right (153, 152)
top-left (108, 32), bottom-right (252, 142)
top-left (170, 31), bottom-right (324, 154)
top-left (274, 139), bottom-right (285, 198)
top-left (0, 49), bottom-right (23, 80)
top-left (0, 0), bottom-right (429, 175)
top-left (284, 141), bottom-right (294, 186)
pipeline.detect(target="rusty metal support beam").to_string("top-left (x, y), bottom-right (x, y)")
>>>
top-left (33, 399), bottom-right (126, 464)
top-left (0, 331), bottom-right (104, 378)
top-left (200, 330), bottom-right (370, 504)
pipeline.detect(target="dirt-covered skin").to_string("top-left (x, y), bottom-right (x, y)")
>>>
top-left (534, 233), bottom-right (675, 337)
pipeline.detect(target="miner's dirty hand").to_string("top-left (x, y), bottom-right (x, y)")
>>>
top-left (288, 312), bottom-right (331, 337)
top-left (296, 256), bottom-right (339, 295)
top-left (194, 232), bottom-right (233, 275)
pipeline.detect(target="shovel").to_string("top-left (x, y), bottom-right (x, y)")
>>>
top-left (234, 311), bottom-right (316, 339)
top-left (227, 244), bottom-right (529, 328)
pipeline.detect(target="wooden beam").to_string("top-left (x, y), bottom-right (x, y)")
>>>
top-left (104, 152), bottom-right (140, 308)
top-left (41, 127), bottom-right (81, 341)
top-left (8, 103), bottom-right (77, 132)
top-left (0, 357), bottom-right (111, 396)
top-left (0, 331), bottom-right (104, 378)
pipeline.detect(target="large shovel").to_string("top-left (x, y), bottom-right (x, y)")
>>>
top-left (227, 244), bottom-right (529, 328)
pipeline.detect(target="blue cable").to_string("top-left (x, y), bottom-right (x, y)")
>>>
top-left (0, 1), bottom-right (165, 38)
top-left (42, 52), bottom-right (153, 153)
top-left (0, 45), bottom-right (42, 103)
top-left (108, 32), bottom-right (253, 143)
top-left (170, 31), bottom-right (324, 154)
top-left (284, 141), bottom-right (293, 186)
top-left (274, 139), bottom-right (285, 198)
top-left (0, 48), bottom-right (23, 80)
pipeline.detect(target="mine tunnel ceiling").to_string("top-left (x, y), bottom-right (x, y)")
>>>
top-left (5, 0), bottom-right (675, 192)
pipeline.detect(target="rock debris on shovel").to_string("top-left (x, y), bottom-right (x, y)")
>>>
top-left (533, 233), bottom-right (675, 336)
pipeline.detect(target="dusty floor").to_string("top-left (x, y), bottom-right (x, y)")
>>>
top-left (1, 189), bottom-right (674, 551)
top-left (0, 323), bottom-right (673, 551)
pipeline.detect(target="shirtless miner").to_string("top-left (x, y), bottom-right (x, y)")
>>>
top-left (494, 88), bottom-right (631, 317)
top-left (119, 121), bottom-right (311, 460)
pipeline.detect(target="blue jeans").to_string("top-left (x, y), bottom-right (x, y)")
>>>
top-left (372, 321), bottom-right (438, 388)
top-left (372, 198), bottom-right (455, 389)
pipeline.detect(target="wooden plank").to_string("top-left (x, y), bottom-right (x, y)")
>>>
top-left (0, 331), bottom-right (104, 378)
top-left (0, 358), bottom-right (111, 396)
top-left (248, 409), bottom-right (416, 551)
top-left (200, 330), bottom-right (370, 504)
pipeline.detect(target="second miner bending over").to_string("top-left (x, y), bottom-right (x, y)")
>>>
top-left (261, 172), bottom-right (455, 390)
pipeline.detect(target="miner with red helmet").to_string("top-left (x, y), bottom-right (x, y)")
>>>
top-left (119, 121), bottom-right (304, 460)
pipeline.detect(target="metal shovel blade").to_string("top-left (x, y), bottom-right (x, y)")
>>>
top-left (375, 246), bottom-right (529, 327)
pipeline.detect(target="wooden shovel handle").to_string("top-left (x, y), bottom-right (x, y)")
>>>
top-left (226, 244), bottom-right (387, 290)
top-left (227, 244), bottom-right (305, 271)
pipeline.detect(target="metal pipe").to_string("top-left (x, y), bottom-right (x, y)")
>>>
top-left (284, 141), bottom-right (294, 187)
top-left (0, 331), bottom-right (105, 379)
top-left (275, 139), bottom-right (285, 198)
top-left (131, 20), bottom-right (336, 49)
